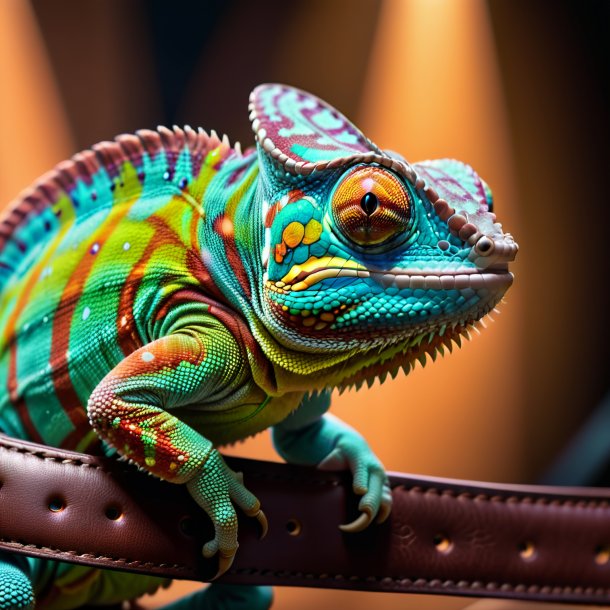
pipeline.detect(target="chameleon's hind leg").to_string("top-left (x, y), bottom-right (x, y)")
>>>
top-left (158, 583), bottom-right (272, 610)
top-left (0, 553), bottom-right (35, 610)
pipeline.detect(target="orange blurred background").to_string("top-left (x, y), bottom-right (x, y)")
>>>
top-left (1, 1), bottom-right (608, 609)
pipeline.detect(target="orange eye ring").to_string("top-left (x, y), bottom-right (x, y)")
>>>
top-left (331, 166), bottom-right (411, 247)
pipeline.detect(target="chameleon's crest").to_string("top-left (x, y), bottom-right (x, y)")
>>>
top-left (0, 126), bottom-right (234, 289)
top-left (249, 84), bottom-right (416, 183)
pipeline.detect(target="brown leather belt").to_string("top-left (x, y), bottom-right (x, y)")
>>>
top-left (1, 434), bottom-right (610, 606)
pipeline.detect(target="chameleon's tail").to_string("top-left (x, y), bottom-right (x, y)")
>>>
top-left (158, 584), bottom-right (273, 610)
top-left (0, 553), bottom-right (35, 610)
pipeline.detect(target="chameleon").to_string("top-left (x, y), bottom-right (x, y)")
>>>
top-left (0, 84), bottom-right (517, 610)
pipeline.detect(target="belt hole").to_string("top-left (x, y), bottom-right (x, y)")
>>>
top-left (595, 544), bottom-right (610, 565)
top-left (286, 518), bottom-right (302, 536)
top-left (180, 516), bottom-right (196, 537)
top-left (433, 533), bottom-right (452, 553)
top-left (518, 541), bottom-right (536, 560)
top-left (48, 497), bottom-right (65, 513)
top-left (105, 505), bottom-right (123, 521)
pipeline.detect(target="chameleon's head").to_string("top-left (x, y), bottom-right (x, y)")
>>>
top-left (250, 85), bottom-right (517, 376)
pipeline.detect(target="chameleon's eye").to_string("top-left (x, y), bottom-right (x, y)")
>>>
top-left (331, 166), bottom-right (411, 247)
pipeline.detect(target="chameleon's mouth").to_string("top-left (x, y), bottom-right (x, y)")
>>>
top-left (267, 264), bottom-right (513, 294)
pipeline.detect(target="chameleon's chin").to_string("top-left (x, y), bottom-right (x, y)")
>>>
top-left (335, 298), bottom-right (506, 392)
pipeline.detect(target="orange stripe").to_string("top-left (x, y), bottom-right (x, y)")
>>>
top-left (50, 206), bottom-right (133, 448)
top-left (3, 199), bottom-right (75, 443)
top-left (116, 211), bottom-right (190, 357)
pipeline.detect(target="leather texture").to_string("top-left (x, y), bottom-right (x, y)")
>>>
top-left (1, 434), bottom-right (609, 605)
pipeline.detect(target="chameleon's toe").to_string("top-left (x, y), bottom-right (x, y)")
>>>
top-left (244, 507), bottom-right (269, 539)
top-left (340, 480), bottom-right (392, 531)
top-left (339, 509), bottom-right (373, 533)
top-left (317, 430), bottom-right (392, 533)
top-left (213, 549), bottom-right (238, 580)
top-left (376, 482), bottom-right (393, 524)
top-left (229, 472), bottom-right (268, 539)
top-left (187, 450), bottom-right (266, 578)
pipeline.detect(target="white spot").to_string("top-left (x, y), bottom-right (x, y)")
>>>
top-left (361, 177), bottom-right (375, 192)
top-left (123, 242), bottom-right (131, 251)
top-left (82, 306), bottom-right (91, 321)
top-left (177, 455), bottom-right (185, 461)
top-left (91, 242), bottom-right (100, 254)
top-left (141, 351), bottom-right (155, 362)
top-left (43, 316), bottom-right (49, 323)
top-left (120, 315), bottom-right (128, 327)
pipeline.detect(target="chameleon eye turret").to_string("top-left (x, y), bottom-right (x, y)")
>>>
top-left (331, 166), bottom-right (411, 247)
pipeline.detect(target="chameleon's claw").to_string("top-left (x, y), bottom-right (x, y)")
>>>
top-left (255, 509), bottom-right (269, 539)
top-left (213, 548), bottom-right (238, 580)
top-left (376, 498), bottom-right (392, 524)
top-left (339, 509), bottom-right (373, 533)
top-left (243, 502), bottom-right (268, 539)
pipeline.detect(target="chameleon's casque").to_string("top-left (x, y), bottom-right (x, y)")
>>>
top-left (0, 84), bottom-right (517, 609)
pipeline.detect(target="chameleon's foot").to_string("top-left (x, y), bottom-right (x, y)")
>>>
top-left (159, 583), bottom-right (273, 610)
top-left (0, 556), bottom-right (35, 610)
top-left (186, 450), bottom-right (267, 578)
top-left (318, 431), bottom-right (392, 533)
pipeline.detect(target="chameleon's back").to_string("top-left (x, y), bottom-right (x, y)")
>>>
top-left (0, 127), bottom-right (248, 451)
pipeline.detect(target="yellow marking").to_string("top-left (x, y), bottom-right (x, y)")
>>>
top-left (302, 218), bottom-right (322, 244)
top-left (280, 255), bottom-right (366, 284)
top-left (205, 145), bottom-right (223, 167)
top-left (224, 163), bottom-right (258, 221)
top-left (145, 457), bottom-right (156, 467)
top-left (282, 221), bottom-right (305, 248)
top-left (314, 322), bottom-right (327, 330)
top-left (291, 268), bottom-right (362, 292)
top-left (74, 429), bottom-right (99, 453)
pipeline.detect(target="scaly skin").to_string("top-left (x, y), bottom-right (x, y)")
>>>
top-left (0, 84), bottom-right (517, 609)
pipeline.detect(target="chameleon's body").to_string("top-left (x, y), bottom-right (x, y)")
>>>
top-left (0, 85), bottom-right (517, 609)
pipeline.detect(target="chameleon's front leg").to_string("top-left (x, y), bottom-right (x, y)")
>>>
top-left (272, 391), bottom-right (392, 532)
top-left (88, 331), bottom-right (267, 577)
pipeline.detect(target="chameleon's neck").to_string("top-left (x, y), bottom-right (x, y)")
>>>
top-left (199, 150), bottom-right (265, 318)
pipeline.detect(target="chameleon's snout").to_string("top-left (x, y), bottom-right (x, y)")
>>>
top-left (468, 232), bottom-right (519, 271)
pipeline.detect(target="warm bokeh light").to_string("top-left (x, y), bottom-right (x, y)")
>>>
top-left (0, 0), bottom-right (73, 205)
